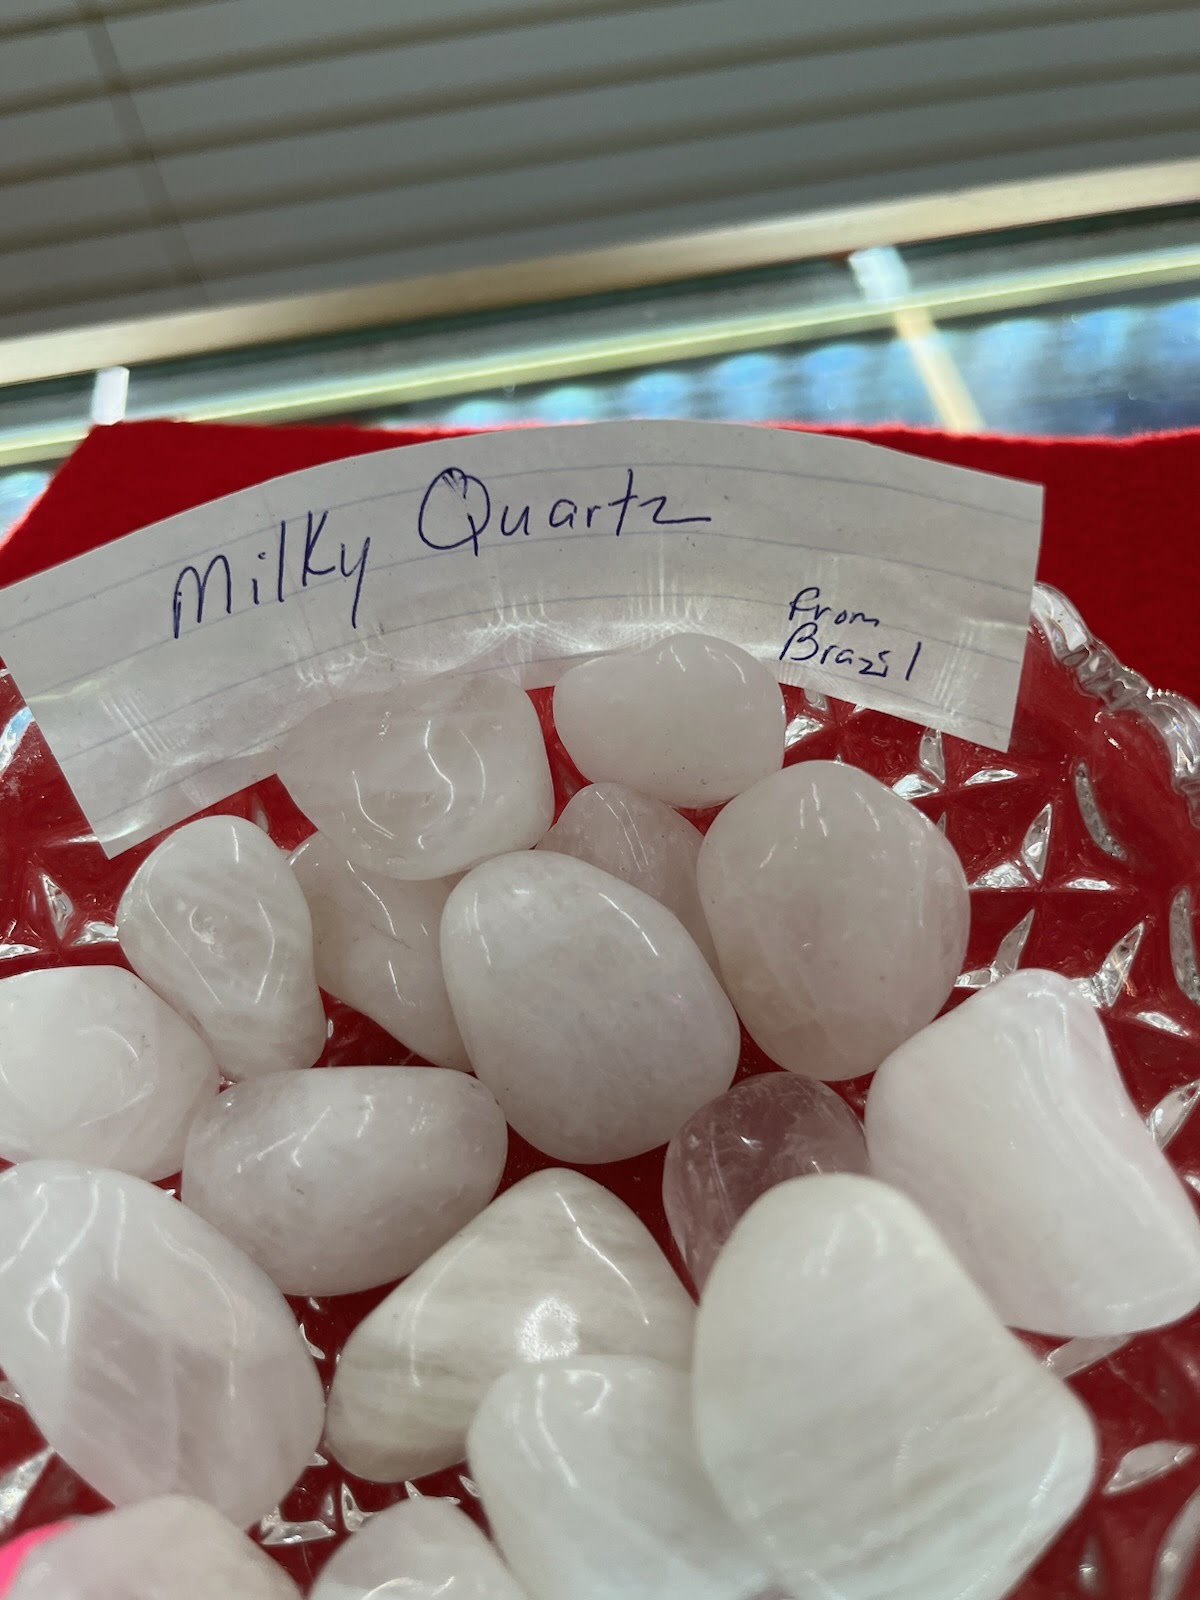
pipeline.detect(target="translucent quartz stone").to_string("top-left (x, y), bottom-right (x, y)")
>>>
top-left (866, 969), bottom-right (1200, 1336)
top-left (0, 1161), bottom-right (324, 1527)
top-left (0, 966), bottom-right (218, 1180)
top-left (289, 832), bottom-right (469, 1070)
top-left (469, 1356), bottom-right (778, 1600)
top-left (536, 781), bottom-right (718, 969)
top-left (181, 1066), bottom-right (508, 1296)
top-left (662, 1073), bottom-right (868, 1291)
top-left (325, 1168), bottom-right (695, 1483)
top-left (441, 852), bottom-right (739, 1163)
top-left (698, 761), bottom-right (969, 1080)
top-left (276, 675), bottom-right (554, 880)
top-left (693, 1175), bottom-right (1097, 1600)
top-left (553, 634), bottom-right (785, 807)
top-left (117, 815), bottom-right (326, 1080)
top-left (7, 1496), bottom-right (301, 1599)
top-left (309, 1498), bottom-right (530, 1600)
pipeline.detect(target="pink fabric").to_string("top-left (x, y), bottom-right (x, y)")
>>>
top-left (0, 1523), bottom-right (66, 1591)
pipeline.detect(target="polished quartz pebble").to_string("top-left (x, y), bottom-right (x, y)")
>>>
top-left (866, 969), bottom-right (1200, 1336)
top-left (0, 1161), bottom-right (324, 1527)
top-left (7, 1496), bottom-right (301, 1599)
top-left (181, 1066), bottom-right (508, 1296)
top-left (290, 832), bottom-right (469, 1070)
top-left (0, 966), bottom-right (218, 1179)
top-left (663, 1073), bottom-right (868, 1291)
top-left (536, 781), bottom-right (718, 968)
top-left (276, 674), bottom-right (554, 879)
top-left (553, 634), bottom-right (785, 807)
top-left (469, 1356), bottom-right (778, 1600)
top-left (441, 852), bottom-right (740, 1162)
top-left (693, 1175), bottom-right (1097, 1600)
top-left (309, 1498), bottom-right (530, 1600)
top-left (117, 815), bottom-right (326, 1080)
top-left (325, 1168), bottom-right (695, 1483)
top-left (698, 761), bottom-right (969, 1079)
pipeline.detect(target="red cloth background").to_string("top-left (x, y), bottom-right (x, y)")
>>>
top-left (3, 418), bottom-right (1196, 704)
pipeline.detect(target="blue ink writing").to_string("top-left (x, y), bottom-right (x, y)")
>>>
top-left (417, 464), bottom-right (711, 556)
top-left (778, 584), bottom-right (922, 686)
top-left (170, 509), bottom-right (370, 640)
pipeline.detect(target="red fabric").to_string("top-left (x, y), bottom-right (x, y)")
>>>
top-left (4, 418), bottom-right (1195, 704)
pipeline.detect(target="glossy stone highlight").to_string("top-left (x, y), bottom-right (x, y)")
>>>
top-left (663, 1073), bottom-right (868, 1290)
top-left (309, 1498), bottom-right (529, 1600)
top-left (0, 1161), bottom-right (324, 1527)
top-left (117, 815), bottom-right (326, 1080)
top-left (277, 674), bottom-right (554, 880)
top-left (182, 1066), bottom-right (507, 1296)
top-left (553, 634), bottom-right (785, 807)
top-left (0, 966), bottom-right (218, 1180)
top-left (442, 852), bottom-right (739, 1162)
top-left (866, 968), bottom-right (1200, 1336)
top-left (698, 761), bottom-right (969, 1079)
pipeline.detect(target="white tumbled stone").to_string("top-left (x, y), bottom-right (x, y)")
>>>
top-left (0, 966), bottom-right (218, 1179)
top-left (469, 1356), bottom-right (777, 1600)
top-left (866, 968), bottom-right (1200, 1336)
top-left (276, 674), bottom-right (554, 880)
top-left (325, 1168), bottom-right (695, 1483)
top-left (182, 1066), bottom-right (508, 1296)
top-left (289, 832), bottom-right (468, 1070)
top-left (7, 1496), bottom-right (300, 1599)
top-left (117, 815), bottom-right (326, 1080)
top-left (553, 634), bottom-right (785, 807)
top-left (0, 1161), bottom-right (324, 1527)
top-left (536, 781), bottom-right (718, 968)
top-left (698, 760), bottom-right (969, 1079)
top-left (441, 852), bottom-right (739, 1162)
top-left (310, 1499), bottom-right (529, 1600)
top-left (693, 1175), bottom-right (1097, 1600)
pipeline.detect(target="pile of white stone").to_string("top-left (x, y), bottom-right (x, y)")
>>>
top-left (1, 633), bottom-right (1198, 1600)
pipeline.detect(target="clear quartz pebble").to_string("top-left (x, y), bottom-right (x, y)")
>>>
top-left (325, 1168), bottom-right (695, 1484)
top-left (289, 832), bottom-right (469, 1070)
top-left (0, 1161), bottom-right (325, 1527)
top-left (0, 966), bottom-right (219, 1180)
top-left (866, 968), bottom-right (1200, 1337)
top-left (117, 815), bottom-right (326, 1080)
top-left (276, 674), bottom-right (554, 880)
top-left (469, 1356), bottom-right (779, 1600)
top-left (309, 1498), bottom-right (530, 1600)
top-left (536, 781), bottom-right (718, 969)
top-left (181, 1066), bottom-right (508, 1296)
top-left (662, 1073), bottom-right (868, 1291)
top-left (7, 1496), bottom-right (301, 1599)
top-left (441, 852), bottom-right (740, 1163)
top-left (553, 634), bottom-right (785, 807)
top-left (693, 1174), bottom-right (1098, 1600)
top-left (698, 761), bottom-right (969, 1080)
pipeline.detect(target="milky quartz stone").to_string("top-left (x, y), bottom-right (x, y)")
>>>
top-left (441, 852), bottom-right (740, 1162)
top-left (7, 1497), bottom-right (301, 1600)
top-left (553, 634), bottom-right (785, 807)
top-left (0, 966), bottom-right (219, 1179)
top-left (276, 674), bottom-right (554, 880)
top-left (469, 1357), bottom-right (778, 1600)
top-left (325, 1168), bottom-right (695, 1483)
top-left (536, 781), bottom-right (718, 968)
top-left (698, 760), bottom-right (969, 1080)
top-left (289, 832), bottom-right (469, 1069)
top-left (117, 815), bottom-right (326, 1080)
top-left (866, 968), bottom-right (1200, 1337)
top-left (0, 1161), bottom-right (324, 1526)
top-left (694, 1175), bottom-right (1097, 1600)
top-left (309, 1499), bottom-right (529, 1600)
top-left (182, 1066), bottom-right (508, 1296)
top-left (663, 1072), bottom-right (868, 1291)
